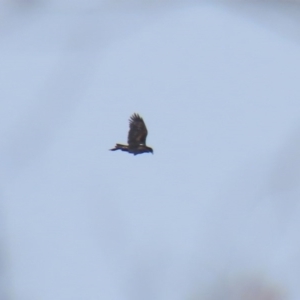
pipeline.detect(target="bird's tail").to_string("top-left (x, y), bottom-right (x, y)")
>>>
top-left (110, 144), bottom-right (129, 152)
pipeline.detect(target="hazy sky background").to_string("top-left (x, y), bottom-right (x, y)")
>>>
top-left (1, 1), bottom-right (300, 299)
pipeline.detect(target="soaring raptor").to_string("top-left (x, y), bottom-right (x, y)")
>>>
top-left (110, 113), bottom-right (153, 155)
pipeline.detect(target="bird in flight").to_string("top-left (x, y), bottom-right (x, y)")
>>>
top-left (110, 113), bottom-right (153, 155)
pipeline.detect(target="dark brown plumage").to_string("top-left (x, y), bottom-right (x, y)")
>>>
top-left (110, 113), bottom-right (153, 155)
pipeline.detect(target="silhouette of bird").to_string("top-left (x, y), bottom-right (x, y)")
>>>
top-left (110, 113), bottom-right (153, 155)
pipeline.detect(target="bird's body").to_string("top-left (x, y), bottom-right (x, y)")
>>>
top-left (110, 113), bottom-right (153, 155)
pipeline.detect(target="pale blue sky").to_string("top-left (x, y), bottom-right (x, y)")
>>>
top-left (1, 2), bottom-right (300, 299)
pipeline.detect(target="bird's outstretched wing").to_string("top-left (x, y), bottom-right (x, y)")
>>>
top-left (128, 113), bottom-right (148, 146)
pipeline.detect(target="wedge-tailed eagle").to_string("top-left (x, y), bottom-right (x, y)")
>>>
top-left (110, 113), bottom-right (153, 155)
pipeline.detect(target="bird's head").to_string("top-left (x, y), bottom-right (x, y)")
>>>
top-left (147, 146), bottom-right (153, 154)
